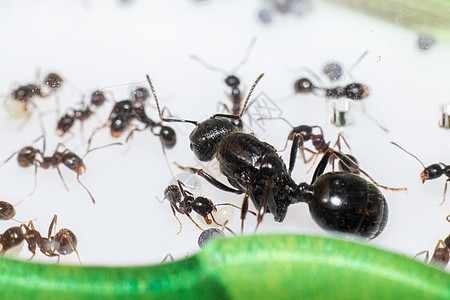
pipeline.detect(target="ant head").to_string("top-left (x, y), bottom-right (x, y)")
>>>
top-left (0, 201), bottom-right (15, 220)
top-left (159, 125), bottom-right (177, 149)
top-left (44, 73), bottom-right (64, 90)
top-left (294, 78), bottom-right (315, 93)
top-left (18, 146), bottom-right (40, 167)
top-left (420, 164), bottom-right (443, 183)
top-left (53, 228), bottom-right (78, 255)
top-left (90, 90), bottom-right (106, 107)
top-left (132, 87), bottom-right (149, 105)
top-left (189, 117), bottom-right (238, 162)
top-left (345, 83), bottom-right (369, 100)
top-left (57, 114), bottom-right (75, 137)
top-left (224, 75), bottom-right (240, 87)
top-left (290, 125), bottom-right (313, 141)
top-left (164, 184), bottom-right (182, 203)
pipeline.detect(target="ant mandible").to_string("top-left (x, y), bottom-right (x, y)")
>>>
top-left (147, 72), bottom-right (390, 239)
top-left (391, 142), bottom-right (450, 205)
top-left (21, 215), bottom-right (81, 264)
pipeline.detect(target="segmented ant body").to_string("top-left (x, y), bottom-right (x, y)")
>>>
top-left (57, 90), bottom-right (106, 137)
top-left (0, 138), bottom-right (95, 203)
top-left (163, 180), bottom-right (241, 234)
top-left (294, 77), bottom-right (369, 101)
top-left (148, 73), bottom-right (391, 239)
top-left (391, 142), bottom-right (450, 205)
top-left (415, 234), bottom-right (450, 268)
top-left (0, 201), bottom-right (16, 221)
top-left (21, 215), bottom-right (80, 263)
top-left (3, 72), bottom-right (64, 119)
top-left (88, 87), bottom-right (176, 150)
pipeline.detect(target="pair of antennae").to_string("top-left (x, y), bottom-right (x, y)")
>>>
top-left (190, 36), bottom-right (257, 76)
top-left (146, 72), bottom-right (265, 123)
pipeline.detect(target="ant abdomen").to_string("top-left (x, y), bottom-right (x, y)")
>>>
top-left (294, 78), bottom-right (315, 93)
top-left (308, 172), bottom-right (388, 239)
top-left (18, 147), bottom-right (40, 167)
top-left (0, 201), bottom-right (15, 220)
top-left (62, 152), bottom-right (85, 174)
top-left (159, 126), bottom-right (176, 149)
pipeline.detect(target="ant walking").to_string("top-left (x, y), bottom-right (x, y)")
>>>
top-left (391, 142), bottom-right (450, 205)
top-left (147, 72), bottom-right (395, 238)
top-left (163, 179), bottom-right (246, 234)
top-left (21, 214), bottom-right (81, 264)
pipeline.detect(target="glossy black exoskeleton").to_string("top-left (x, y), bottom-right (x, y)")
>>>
top-left (294, 77), bottom-right (369, 101)
top-left (148, 73), bottom-right (389, 239)
top-left (0, 226), bottom-right (24, 253)
top-left (392, 142), bottom-right (450, 205)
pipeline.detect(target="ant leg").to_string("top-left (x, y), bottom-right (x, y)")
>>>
top-left (77, 174), bottom-right (95, 204)
top-left (162, 253), bottom-right (174, 263)
top-left (0, 151), bottom-right (19, 168)
top-left (255, 180), bottom-right (273, 232)
top-left (302, 148), bottom-right (319, 164)
top-left (241, 191), bottom-right (250, 233)
top-left (215, 203), bottom-right (257, 216)
top-left (48, 214), bottom-right (58, 238)
top-left (28, 162), bottom-right (39, 197)
top-left (217, 102), bottom-right (230, 113)
top-left (203, 216), bottom-right (212, 225)
top-left (447, 214), bottom-right (450, 223)
top-left (332, 150), bottom-right (407, 191)
top-left (311, 149), bottom-right (334, 184)
top-left (414, 250), bottom-right (430, 263)
top-left (334, 132), bottom-right (351, 152)
top-left (288, 132), bottom-right (305, 174)
top-left (185, 212), bottom-right (205, 231)
top-left (361, 102), bottom-right (389, 133)
top-left (173, 163), bottom-right (243, 194)
top-left (170, 203), bottom-right (183, 235)
top-left (55, 166), bottom-right (70, 191)
top-left (87, 122), bottom-right (109, 151)
top-left (439, 179), bottom-right (449, 206)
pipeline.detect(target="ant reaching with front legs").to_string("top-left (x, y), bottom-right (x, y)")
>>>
top-left (163, 179), bottom-right (246, 234)
top-left (414, 233), bottom-right (450, 269)
top-left (391, 142), bottom-right (450, 205)
top-left (147, 72), bottom-right (400, 238)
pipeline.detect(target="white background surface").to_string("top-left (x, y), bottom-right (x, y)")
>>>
top-left (0, 0), bottom-right (449, 267)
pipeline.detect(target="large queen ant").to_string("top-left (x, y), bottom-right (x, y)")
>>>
top-left (147, 72), bottom-right (396, 239)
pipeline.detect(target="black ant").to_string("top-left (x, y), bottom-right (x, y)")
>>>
top-left (88, 87), bottom-right (176, 150)
top-left (191, 37), bottom-right (256, 124)
top-left (391, 142), bottom-right (450, 205)
top-left (148, 73), bottom-right (393, 239)
top-left (163, 179), bottom-right (243, 234)
top-left (57, 90), bottom-right (107, 137)
top-left (0, 226), bottom-right (25, 254)
top-left (21, 215), bottom-right (81, 264)
top-left (4, 72), bottom-right (64, 119)
top-left (0, 136), bottom-right (118, 204)
top-left (414, 234), bottom-right (450, 268)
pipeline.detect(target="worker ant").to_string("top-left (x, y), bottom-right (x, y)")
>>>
top-left (391, 142), bottom-right (450, 205)
top-left (414, 234), bottom-right (450, 269)
top-left (0, 135), bottom-right (118, 204)
top-left (3, 72), bottom-right (64, 119)
top-left (163, 179), bottom-right (244, 234)
top-left (87, 87), bottom-right (176, 151)
top-left (191, 37), bottom-right (256, 126)
top-left (21, 215), bottom-right (81, 264)
top-left (148, 72), bottom-right (393, 238)
top-left (56, 90), bottom-right (107, 137)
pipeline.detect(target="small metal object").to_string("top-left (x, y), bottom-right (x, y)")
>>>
top-left (330, 99), bottom-right (353, 127)
top-left (439, 104), bottom-right (450, 129)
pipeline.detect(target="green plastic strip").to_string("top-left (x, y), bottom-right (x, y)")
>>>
top-left (0, 234), bottom-right (448, 299)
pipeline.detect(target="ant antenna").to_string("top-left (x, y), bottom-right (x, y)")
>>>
top-left (361, 103), bottom-right (389, 133)
top-left (77, 174), bottom-right (95, 204)
top-left (390, 142), bottom-right (426, 168)
top-left (230, 36), bottom-right (257, 74)
top-left (256, 116), bottom-right (294, 128)
top-left (190, 55), bottom-right (228, 76)
top-left (82, 142), bottom-right (122, 159)
top-left (238, 73), bottom-right (264, 118)
top-left (146, 74), bottom-right (198, 125)
top-left (348, 50), bottom-right (369, 79)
